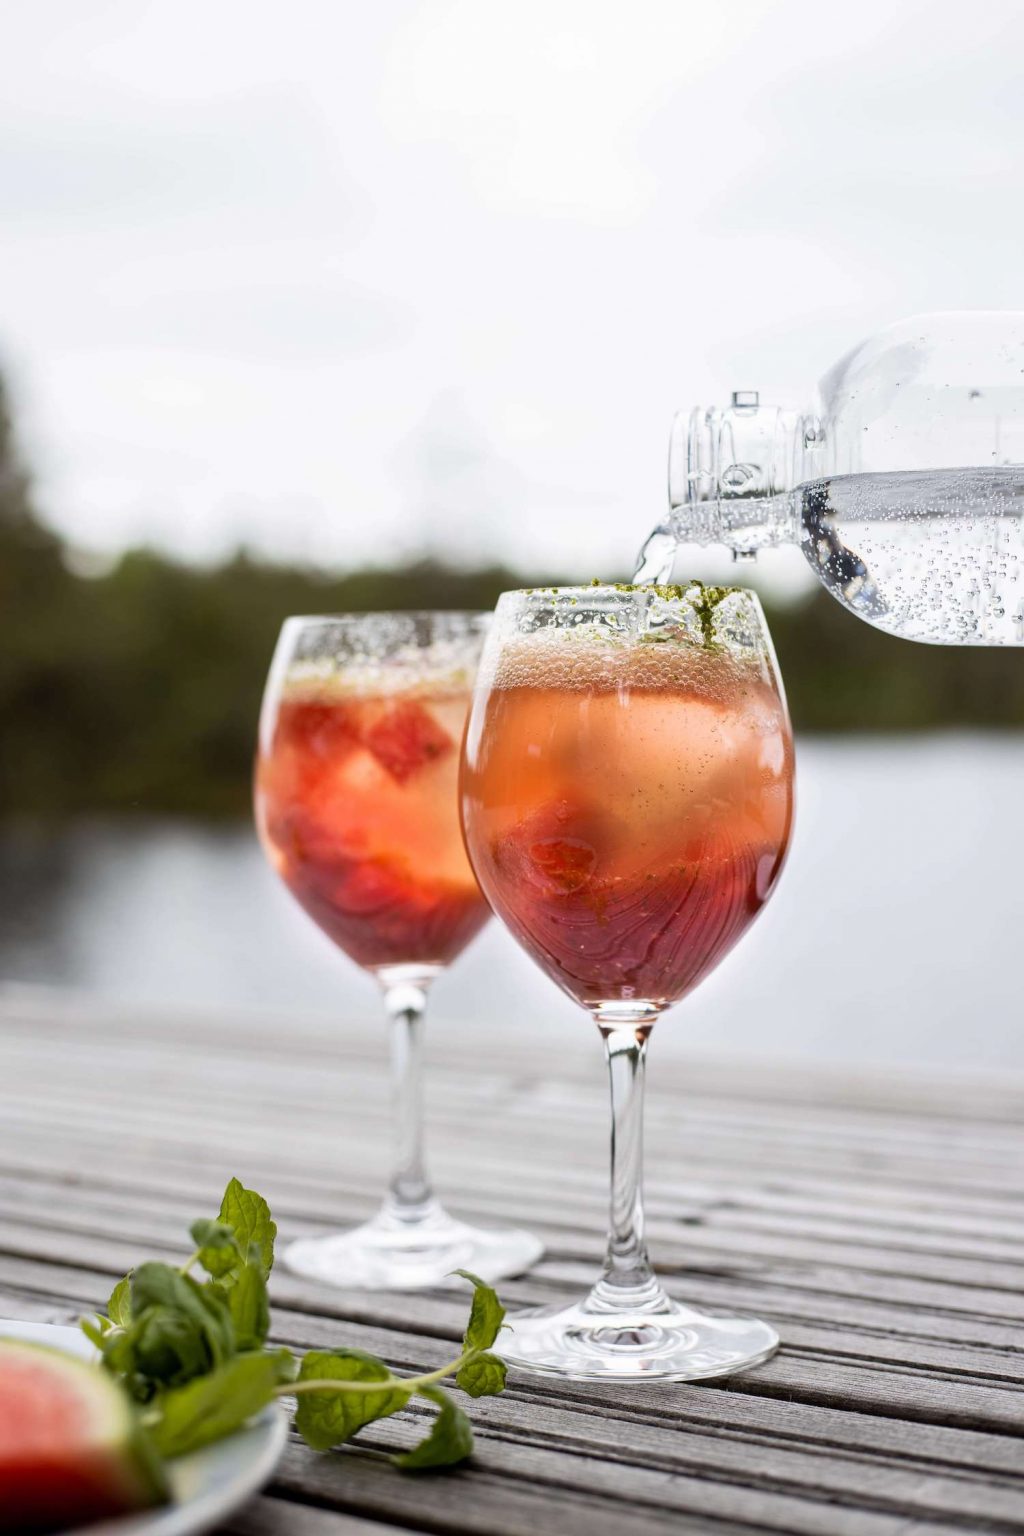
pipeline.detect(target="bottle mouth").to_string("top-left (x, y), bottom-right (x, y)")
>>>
top-left (669, 401), bottom-right (810, 512)
top-left (666, 401), bottom-right (815, 556)
top-left (669, 407), bottom-right (713, 512)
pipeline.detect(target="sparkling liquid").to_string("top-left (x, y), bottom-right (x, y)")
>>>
top-left (256, 688), bottom-right (490, 969)
top-left (461, 639), bottom-right (793, 1011)
top-left (641, 467), bottom-right (1024, 644)
top-left (796, 467), bottom-right (1024, 644)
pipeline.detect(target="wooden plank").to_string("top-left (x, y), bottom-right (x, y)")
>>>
top-left (6, 1158), bottom-right (1024, 1299)
top-left (5, 1139), bottom-right (1024, 1268)
top-left (5, 1188), bottom-right (1024, 1383)
top-left (4, 1059), bottom-right (1023, 1202)
top-left (268, 1435), bottom-right (992, 1536)
top-left (4, 1257), bottom-right (1024, 1482)
top-left (222, 1496), bottom-right (417, 1535)
top-left (6, 985), bottom-right (1024, 1121)
top-left (3, 990), bottom-right (1024, 1536)
top-left (6, 1014), bottom-right (1024, 1153)
top-left (3, 1082), bottom-right (1022, 1230)
top-left (6, 1191), bottom-right (1024, 1358)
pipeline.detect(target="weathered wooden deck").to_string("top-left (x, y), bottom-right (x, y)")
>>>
top-left (1, 987), bottom-right (1023, 1534)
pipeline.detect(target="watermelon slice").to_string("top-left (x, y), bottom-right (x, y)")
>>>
top-left (0, 1337), bottom-right (167, 1532)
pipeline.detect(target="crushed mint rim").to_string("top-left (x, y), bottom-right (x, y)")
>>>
top-left (504, 581), bottom-right (762, 653)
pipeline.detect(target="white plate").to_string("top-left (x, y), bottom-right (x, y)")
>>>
top-left (0, 1318), bottom-right (289, 1536)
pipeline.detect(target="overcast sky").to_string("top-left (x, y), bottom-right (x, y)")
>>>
top-left (1, 0), bottom-right (1022, 582)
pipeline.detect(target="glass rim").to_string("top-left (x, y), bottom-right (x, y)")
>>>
top-left (481, 581), bottom-right (779, 681)
top-left (494, 581), bottom-right (760, 603)
top-left (278, 609), bottom-right (492, 628)
top-left (490, 583), bottom-right (769, 623)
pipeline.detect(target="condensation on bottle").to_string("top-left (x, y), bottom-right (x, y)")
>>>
top-left (641, 313), bottom-right (1024, 645)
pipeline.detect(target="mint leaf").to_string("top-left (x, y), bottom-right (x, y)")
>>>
top-left (454, 1270), bottom-right (505, 1353)
top-left (98, 1323), bottom-right (143, 1378)
top-left (455, 1351), bottom-right (506, 1398)
top-left (150, 1352), bottom-right (281, 1458)
top-left (196, 1241), bottom-right (237, 1281)
top-left (267, 1345), bottom-right (298, 1384)
top-left (191, 1218), bottom-right (239, 1267)
top-left (294, 1349), bottom-right (408, 1451)
top-left (129, 1263), bottom-right (235, 1383)
top-left (216, 1178), bottom-right (276, 1280)
top-left (130, 1262), bottom-right (199, 1315)
top-left (131, 1306), bottom-right (212, 1390)
top-left (80, 1316), bottom-right (110, 1350)
top-left (228, 1261), bottom-right (270, 1351)
top-left (393, 1385), bottom-right (473, 1470)
top-left (108, 1274), bottom-right (132, 1328)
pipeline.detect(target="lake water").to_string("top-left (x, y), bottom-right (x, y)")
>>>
top-left (1, 735), bottom-right (1020, 1070)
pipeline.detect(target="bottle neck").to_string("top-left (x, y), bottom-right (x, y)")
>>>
top-left (668, 395), bottom-right (822, 554)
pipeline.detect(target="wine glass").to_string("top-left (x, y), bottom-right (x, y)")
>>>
top-left (459, 584), bottom-right (794, 1378)
top-left (255, 611), bottom-right (543, 1290)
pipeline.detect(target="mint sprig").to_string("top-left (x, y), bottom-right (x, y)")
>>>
top-left (82, 1179), bottom-right (507, 1472)
top-left (393, 1385), bottom-right (472, 1469)
top-left (453, 1265), bottom-right (507, 1396)
top-left (293, 1348), bottom-right (409, 1450)
top-left (149, 1352), bottom-right (286, 1458)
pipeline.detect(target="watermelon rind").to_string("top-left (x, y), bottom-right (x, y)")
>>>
top-left (0, 1337), bottom-right (168, 1532)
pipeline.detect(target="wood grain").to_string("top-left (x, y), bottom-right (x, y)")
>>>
top-left (1, 986), bottom-right (1022, 1535)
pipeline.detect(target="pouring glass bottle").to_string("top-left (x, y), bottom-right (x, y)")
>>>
top-left (640, 311), bottom-right (1024, 644)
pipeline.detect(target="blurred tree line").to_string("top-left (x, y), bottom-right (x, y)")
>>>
top-left (3, 376), bottom-right (1024, 819)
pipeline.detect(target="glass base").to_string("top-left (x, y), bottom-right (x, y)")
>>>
top-left (284, 1200), bottom-right (544, 1292)
top-left (499, 1290), bottom-right (779, 1381)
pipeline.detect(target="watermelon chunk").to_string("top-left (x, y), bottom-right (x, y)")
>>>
top-left (274, 699), bottom-right (358, 764)
top-left (493, 799), bottom-right (605, 895)
top-left (0, 1338), bottom-right (167, 1532)
top-left (363, 701), bottom-right (453, 783)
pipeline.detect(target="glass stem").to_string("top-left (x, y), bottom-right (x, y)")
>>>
top-left (380, 972), bottom-right (438, 1224)
top-left (590, 1021), bottom-right (668, 1313)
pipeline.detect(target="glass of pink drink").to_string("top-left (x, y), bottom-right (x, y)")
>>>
top-left (460, 584), bottom-right (794, 1378)
top-left (256, 612), bottom-right (542, 1290)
